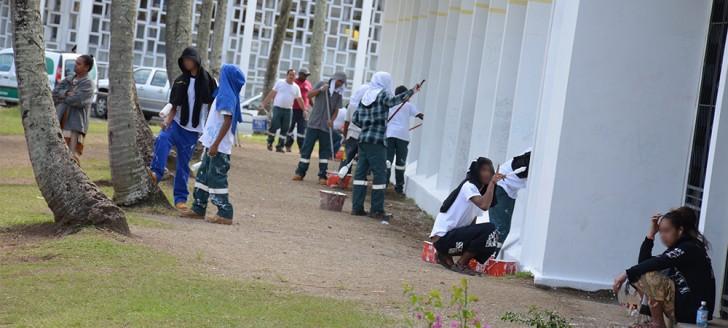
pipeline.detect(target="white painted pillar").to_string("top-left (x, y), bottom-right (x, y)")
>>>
top-left (74, 0), bottom-right (94, 54)
top-left (520, 0), bottom-right (711, 290)
top-left (238, 0), bottom-right (257, 73)
top-left (416, 0), bottom-right (455, 177)
top-left (222, 0), bottom-right (237, 65)
top-left (352, 0), bottom-right (374, 92)
top-left (407, 0), bottom-right (439, 165)
top-left (436, 0), bottom-right (489, 190)
top-left (699, 29), bottom-right (728, 316)
top-left (401, 0), bottom-right (422, 85)
top-left (484, 0), bottom-right (527, 164)
top-left (393, 0), bottom-right (415, 84)
top-left (467, 0), bottom-right (507, 161)
top-left (377, 0), bottom-right (401, 74)
top-left (500, 0), bottom-right (552, 261)
top-left (39, 0), bottom-right (46, 21)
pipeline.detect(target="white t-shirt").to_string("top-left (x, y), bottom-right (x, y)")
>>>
top-left (272, 79), bottom-right (302, 109)
top-left (333, 107), bottom-right (346, 131)
top-left (174, 77), bottom-right (208, 133)
top-left (386, 102), bottom-right (420, 141)
top-left (200, 100), bottom-right (235, 155)
top-left (497, 160), bottom-right (527, 199)
top-left (430, 182), bottom-right (483, 237)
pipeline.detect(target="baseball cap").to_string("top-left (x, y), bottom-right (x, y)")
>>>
top-left (298, 68), bottom-right (311, 76)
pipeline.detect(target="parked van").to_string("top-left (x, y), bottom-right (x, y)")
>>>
top-left (0, 48), bottom-right (98, 105)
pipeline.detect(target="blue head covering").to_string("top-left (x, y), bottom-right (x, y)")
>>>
top-left (213, 64), bottom-right (246, 133)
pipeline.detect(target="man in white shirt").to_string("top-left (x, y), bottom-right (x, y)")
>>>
top-left (182, 65), bottom-right (246, 226)
top-left (261, 69), bottom-right (307, 153)
top-left (386, 85), bottom-right (424, 194)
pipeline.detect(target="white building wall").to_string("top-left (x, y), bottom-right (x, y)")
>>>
top-left (521, 0), bottom-right (711, 290)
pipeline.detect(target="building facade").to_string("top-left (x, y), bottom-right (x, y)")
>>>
top-left (0, 0), bottom-right (384, 97)
top-left (380, 0), bottom-right (727, 317)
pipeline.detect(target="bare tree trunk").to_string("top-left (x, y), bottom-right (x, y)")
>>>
top-left (209, 0), bottom-right (228, 79)
top-left (131, 86), bottom-right (155, 165)
top-left (308, 0), bottom-right (327, 85)
top-left (196, 0), bottom-right (214, 67)
top-left (262, 0), bottom-right (294, 96)
top-left (10, 0), bottom-right (129, 235)
top-left (165, 0), bottom-right (193, 85)
top-left (108, 0), bottom-right (170, 207)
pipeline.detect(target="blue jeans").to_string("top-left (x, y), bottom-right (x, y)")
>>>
top-left (151, 121), bottom-right (199, 205)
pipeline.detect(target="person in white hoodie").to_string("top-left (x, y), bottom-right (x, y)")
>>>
top-left (489, 150), bottom-right (531, 244)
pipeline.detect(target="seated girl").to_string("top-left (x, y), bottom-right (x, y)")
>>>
top-left (612, 207), bottom-right (716, 328)
top-left (430, 157), bottom-right (504, 275)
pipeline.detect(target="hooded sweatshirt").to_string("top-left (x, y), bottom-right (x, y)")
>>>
top-left (169, 47), bottom-right (217, 131)
top-left (200, 65), bottom-right (246, 155)
top-left (308, 72), bottom-right (347, 132)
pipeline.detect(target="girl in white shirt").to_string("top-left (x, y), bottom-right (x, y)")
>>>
top-left (430, 157), bottom-right (504, 275)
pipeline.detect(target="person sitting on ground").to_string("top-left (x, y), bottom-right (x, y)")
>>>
top-left (292, 72), bottom-right (347, 184)
top-left (181, 64), bottom-right (246, 226)
top-left (386, 85), bottom-right (424, 195)
top-left (430, 157), bottom-right (504, 275)
top-left (612, 207), bottom-right (716, 327)
top-left (52, 54), bottom-right (96, 164)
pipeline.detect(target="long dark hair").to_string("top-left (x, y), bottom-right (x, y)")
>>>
top-left (439, 157), bottom-right (495, 213)
top-left (661, 206), bottom-right (710, 250)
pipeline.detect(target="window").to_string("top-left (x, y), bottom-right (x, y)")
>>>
top-left (150, 70), bottom-right (167, 87)
top-left (0, 53), bottom-right (13, 72)
top-left (133, 69), bottom-right (151, 84)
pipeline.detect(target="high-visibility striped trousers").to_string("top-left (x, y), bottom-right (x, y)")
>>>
top-left (352, 142), bottom-right (387, 214)
top-left (295, 128), bottom-right (332, 179)
top-left (191, 151), bottom-right (233, 219)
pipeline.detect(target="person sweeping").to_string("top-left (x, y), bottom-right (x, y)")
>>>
top-left (292, 72), bottom-right (347, 184)
top-left (351, 72), bottom-right (421, 223)
top-left (181, 64), bottom-right (246, 225)
top-left (386, 85), bottom-right (424, 195)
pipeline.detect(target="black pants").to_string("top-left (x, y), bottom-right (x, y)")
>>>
top-left (339, 137), bottom-right (359, 170)
top-left (284, 109), bottom-right (307, 150)
top-left (434, 223), bottom-right (499, 263)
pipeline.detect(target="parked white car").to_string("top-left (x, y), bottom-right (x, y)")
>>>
top-left (238, 93), bottom-right (263, 135)
top-left (94, 67), bottom-right (169, 120)
top-left (0, 48), bottom-right (98, 105)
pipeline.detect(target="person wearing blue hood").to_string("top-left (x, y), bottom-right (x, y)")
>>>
top-left (151, 46), bottom-right (217, 212)
top-left (181, 64), bottom-right (245, 225)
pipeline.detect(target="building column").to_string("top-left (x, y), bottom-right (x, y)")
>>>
top-left (406, 0), bottom-right (439, 166)
top-left (483, 0), bottom-right (527, 164)
top-left (238, 0), bottom-right (257, 74)
top-left (467, 0), bottom-right (507, 161)
top-left (74, 0), bottom-right (94, 54)
top-left (519, 0), bottom-right (711, 290)
top-left (436, 0), bottom-right (489, 190)
top-left (699, 30), bottom-right (728, 316)
top-left (401, 0), bottom-right (422, 85)
top-left (352, 0), bottom-right (374, 92)
top-left (500, 0), bottom-right (552, 261)
top-left (377, 0), bottom-right (401, 74)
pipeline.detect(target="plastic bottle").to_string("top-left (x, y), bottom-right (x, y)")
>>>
top-left (696, 301), bottom-right (709, 328)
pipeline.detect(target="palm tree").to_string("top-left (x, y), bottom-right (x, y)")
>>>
top-left (108, 0), bottom-right (170, 207)
top-left (165, 0), bottom-right (193, 85)
top-left (308, 0), bottom-right (328, 84)
top-left (196, 0), bottom-right (214, 67)
top-left (209, 0), bottom-right (229, 79)
top-left (10, 0), bottom-right (129, 235)
top-left (262, 0), bottom-right (294, 96)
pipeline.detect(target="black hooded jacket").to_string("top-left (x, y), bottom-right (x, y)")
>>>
top-left (169, 47), bottom-right (217, 128)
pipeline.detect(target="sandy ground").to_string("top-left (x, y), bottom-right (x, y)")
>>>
top-left (1, 132), bottom-right (639, 327)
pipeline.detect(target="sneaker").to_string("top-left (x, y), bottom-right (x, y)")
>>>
top-left (286, 146), bottom-right (292, 152)
top-left (369, 212), bottom-right (393, 222)
top-left (351, 209), bottom-right (368, 216)
top-left (267, 144), bottom-right (273, 151)
top-left (180, 209), bottom-right (204, 220)
top-left (318, 178), bottom-right (327, 185)
top-left (292, 175), bottom-right (303, 181)
top-left (275, 147), bottom-right (285, 153)
top-left (175, 202), bottom-right (189, 211)
top-left (205, 215), bottom-right (233, 225)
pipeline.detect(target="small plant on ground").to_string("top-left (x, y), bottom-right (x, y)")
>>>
top-left (500, 306), bottom-right (571, 328)
top-left (403, 278), bottom-right (489, 328)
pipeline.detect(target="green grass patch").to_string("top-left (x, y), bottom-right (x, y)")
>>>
top-left (0, 230), bottom-right (390, 327)
top-left (0, 184), bottom-right (53, 229)
top-left (0, 107), bottom-right (108, 136)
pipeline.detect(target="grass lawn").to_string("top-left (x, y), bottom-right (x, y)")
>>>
top-left (0, 107), bottom-right (391, 327)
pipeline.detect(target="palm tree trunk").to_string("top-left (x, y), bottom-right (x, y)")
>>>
top-left (10, 0), bottom-right (129, 235)
top-left (196, 0), bottom-right (214, 67)
top-left (131, 86), bottom-right (155, 166)
top-left (263, 0), bottom-right (294, 96)
top-left (165, 0), bottom-right (193, 85)
top-left (108, 0), bottom-right (170, 207)
top-left (209, 0), bottom-right (228, 79)
top-left (308, 0), bottom-right (328, 85)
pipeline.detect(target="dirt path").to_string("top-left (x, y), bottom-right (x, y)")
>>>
top-left (128, 140), bottom-right (633, 327)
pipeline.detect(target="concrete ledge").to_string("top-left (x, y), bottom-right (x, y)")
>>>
top-left (404, 170), bottom-right (448, 216)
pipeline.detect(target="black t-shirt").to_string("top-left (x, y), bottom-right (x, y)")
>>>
top-left (626, 237), bottom-right (716, 323)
